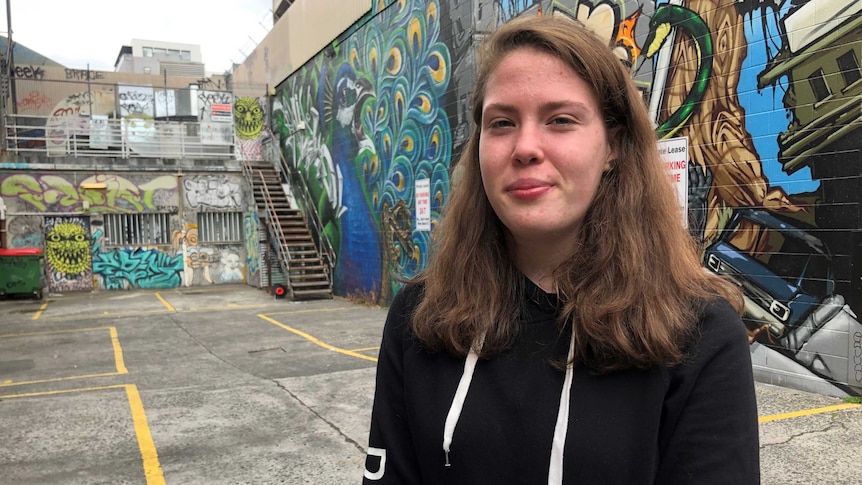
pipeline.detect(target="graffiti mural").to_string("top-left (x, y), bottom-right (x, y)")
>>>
top-left (235, 96), bottom-right (266, 161)
top-left (268, 0), bottom-right (861, 394)
top-left (243, 209), bottom-right (261, 286)
top-left (44, 216), bottom-right (93, 293)
top-left (178, 226), bottom-right (245, 286)
top-left (273, 0), bottom-right (453, 303)
top-left (0, 173), bottom-right (177, 213)
top-left (6, 215), bottom-right (44, 249)
top-left (183, 175), bottom-right (244, 209)
top-left (91, 229), bottom-right (184, 290)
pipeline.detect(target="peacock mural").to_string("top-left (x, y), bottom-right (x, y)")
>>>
top-left (272, 0), bottom-right (452, 304)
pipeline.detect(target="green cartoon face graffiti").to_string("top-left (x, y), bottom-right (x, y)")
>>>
top-left (234, 97), bottom-right (264, 140)
top-left (46, 222), bottom-right (91, 275)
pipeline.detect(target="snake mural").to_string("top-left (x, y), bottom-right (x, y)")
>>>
top-left (642, 4), bottom-right (712, 139)
top-left (273, 0), bottom-right (452, 303)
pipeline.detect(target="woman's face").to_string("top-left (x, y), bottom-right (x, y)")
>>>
top-left (479, 47), bottom-right (615, 248)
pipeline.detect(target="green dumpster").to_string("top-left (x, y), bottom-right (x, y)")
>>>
top-left (0, 248), bottom-right (45, 299)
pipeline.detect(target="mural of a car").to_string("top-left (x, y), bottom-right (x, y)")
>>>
top-left (704, 209), bottom-right (862, 392)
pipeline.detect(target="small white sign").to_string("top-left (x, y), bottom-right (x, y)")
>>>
top-left (657, 136), bottom-right (689, 227)
top-left (415, 178), bottom-right (431, 231)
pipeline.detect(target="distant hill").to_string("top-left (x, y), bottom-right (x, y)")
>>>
top-left (0, 35), bottom-right (65, 67)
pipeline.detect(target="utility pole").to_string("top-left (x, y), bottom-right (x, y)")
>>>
top-left (6, 0), bottom-right (16, 116)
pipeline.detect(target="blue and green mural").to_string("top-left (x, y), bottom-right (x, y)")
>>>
top-left (273, 0), bottom-right (452, 303)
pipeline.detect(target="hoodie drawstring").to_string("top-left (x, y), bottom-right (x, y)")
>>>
top-left (442, 340), bottom-right (482, 466)
top-left (441, 332), bottom-right (576, 483)
top-left (548, 333), bottom-right (576, 484)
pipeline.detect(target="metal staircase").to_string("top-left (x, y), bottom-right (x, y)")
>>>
top-left (243, 160), bottom-right (333, 300)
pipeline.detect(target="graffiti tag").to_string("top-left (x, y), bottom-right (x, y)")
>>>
top-left (19, 91), bottom-right (50, 112)
top-left (65, 69), bottom-right (105, 81)
top-left (854, 331), bottom-right (862, 384)
top-left (13, 65), bottom-right (45, 80)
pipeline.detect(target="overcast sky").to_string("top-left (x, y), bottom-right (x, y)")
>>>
top-left (1, 0), bottom-right (273, 73)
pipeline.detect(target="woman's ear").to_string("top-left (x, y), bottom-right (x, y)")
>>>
top-left (604, 126), bottom-right (622, 172)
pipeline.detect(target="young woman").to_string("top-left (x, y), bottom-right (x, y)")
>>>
top-left (363, 15), bottom-right (759, 484)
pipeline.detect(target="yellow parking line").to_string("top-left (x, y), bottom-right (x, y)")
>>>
top-left (125, 384), bottom-right (166, 485)
top-left (32, 301), bottom-right (49, 320)
top-left (0, 383), bottom-right (127, 399)
top-left (0, 326), bottom-right (127, 386)
top-left (0, 384), bottom-right (165, 485)
top-left (0, 326), bottom-right (113, 338)
top-left (0, 372), bottom-right (122, 388)
top-left (263, 307), bottom-right (353, 316)
top-left (349, 346), bottom-right (380, 353)
top-left (154, 293), bottom-right (175, 312)
top-left (110, 327), bottom-right (128, 374)
top-left (257, 314), bottom-right (378, 363)
top-left (759, 402), bottom-right (861, 423)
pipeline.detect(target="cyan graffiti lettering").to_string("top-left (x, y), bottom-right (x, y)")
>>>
top-left (91, 230), bottom-right (183, 290)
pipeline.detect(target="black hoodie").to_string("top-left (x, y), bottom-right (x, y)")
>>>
top-left (363, 281), bottom-right (759, 484)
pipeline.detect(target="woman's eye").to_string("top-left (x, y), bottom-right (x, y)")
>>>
top-left (551, 117), bottom-right (575, 126)
top-left (488, 119), bottom-right (513, 129)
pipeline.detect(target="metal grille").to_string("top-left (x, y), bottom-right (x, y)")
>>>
top-left (103, 213), bottom-right (172, 246)
top-left (198, 212), bottom-right (243, 243)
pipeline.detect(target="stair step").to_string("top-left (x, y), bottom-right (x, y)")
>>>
top-left (291, 280), bottom-right (331, 288)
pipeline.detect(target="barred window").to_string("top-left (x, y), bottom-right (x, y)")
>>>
top-left (197, 212), bottom-right (243, 243)
top-left (104, 213), bottom-right (172, 246)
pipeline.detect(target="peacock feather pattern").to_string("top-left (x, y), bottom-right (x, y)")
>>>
top-left (272, 0), bottom-right (452, 303)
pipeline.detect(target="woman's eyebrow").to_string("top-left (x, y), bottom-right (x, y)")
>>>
top-left (483, 100), bottom-right (593, 114)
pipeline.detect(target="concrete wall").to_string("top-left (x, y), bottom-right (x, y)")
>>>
top-left (0, 170), bottom-right (261, 291)
top-left (268, 0), bottom-right (862, 396)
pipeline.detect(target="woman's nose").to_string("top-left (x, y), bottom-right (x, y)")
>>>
top-left (511, 124), bottom-right (542, 164)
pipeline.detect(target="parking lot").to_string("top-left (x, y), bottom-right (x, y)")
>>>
top-left (1, 285), bottom-right (860, 484)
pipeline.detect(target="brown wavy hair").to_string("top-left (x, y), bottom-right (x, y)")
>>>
top-left (411, 15), bottom-right (741, 371)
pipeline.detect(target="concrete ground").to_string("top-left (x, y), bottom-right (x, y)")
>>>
top-left (0, 284), bottom-right (859, 484)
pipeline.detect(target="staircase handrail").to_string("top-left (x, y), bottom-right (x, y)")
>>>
top-left (273, 149), bottom-right (337, 273)
top-left (255, 170), bottom-right (292, 271)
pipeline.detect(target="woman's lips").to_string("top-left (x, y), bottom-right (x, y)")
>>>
top-left (506, 179), bottom-right (552, 200)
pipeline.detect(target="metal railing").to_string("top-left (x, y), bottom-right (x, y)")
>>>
top-left (254, 169), bottom-right (293, 272)
top-left (273, 150), bottom-right (337, 274)
top-left (4, 114), bottom-right (234, 159)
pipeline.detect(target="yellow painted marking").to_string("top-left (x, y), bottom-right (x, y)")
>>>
top-left (32, 301), bottom-right (49, 320)
top-left (257, 314), bottom-right (378, 363)
top-left (349, 346), bottom-right (381, 353)
top-left (110, 326), bottom-right (128, 374)
top-left (126, 384), bottom-right (166, 485)
top-left (154, 293), bottom-right (175, 312)
top-left (0, 326), bottom-right (126, 386)
top-left (0, 372), bottom-right (121, 388)
top-left (0, 384), bottom-right (166, 485)
top-left (0, 326), bottom-right (113, 338)
top-left (759, 403), bottom-right (861, 423)
top-left (0, 383), bottom-right (127, 399)
top-left (263, 307), bottom-right (354, 316)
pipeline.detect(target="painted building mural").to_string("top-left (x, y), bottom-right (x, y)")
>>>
top-left (0, 172), bottom-right (249, 291)
top-left (273, 0), bottom-right (453, 303)
top-left (234, 96), bottom-right (267, 161)
top-left (272, 0), bottom-right (861, 395)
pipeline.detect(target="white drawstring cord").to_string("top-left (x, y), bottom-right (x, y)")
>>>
top-left (548, 333), bottom-right (576, 485)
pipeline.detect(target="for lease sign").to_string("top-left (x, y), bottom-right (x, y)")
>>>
top-left (657, 136), bottom-right (688, 227)
top-left (415, 178), bottom-right (431, 231)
